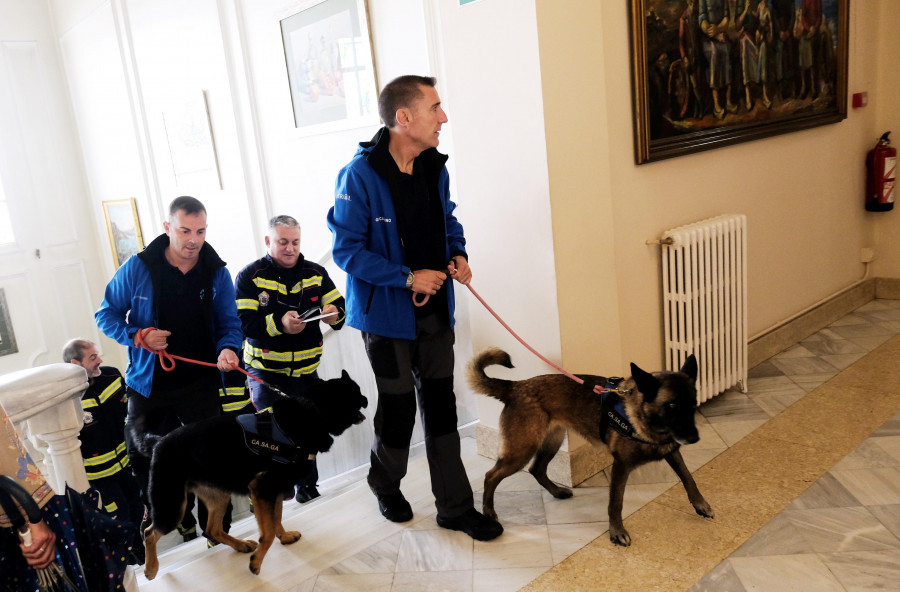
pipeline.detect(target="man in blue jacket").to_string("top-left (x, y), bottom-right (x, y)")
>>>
top-left (327, 75), bottom-right (502, 541)
top-left (95, 196), bottom-right (242, 533)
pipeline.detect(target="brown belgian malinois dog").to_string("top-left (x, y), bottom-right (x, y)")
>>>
top-left (467, 348), bottom-right (713, 546)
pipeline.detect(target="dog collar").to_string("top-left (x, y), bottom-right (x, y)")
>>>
top-left (236, 409), bottom-right (316, 465)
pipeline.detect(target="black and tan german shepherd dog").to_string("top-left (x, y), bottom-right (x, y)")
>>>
top-left (467, 349), bottom-right (713, 546)
top-left (142, 371), bottom-right (367, 578)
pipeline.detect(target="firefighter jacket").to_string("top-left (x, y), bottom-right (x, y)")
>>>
top-left (234, 254), bottom-right (345, 378)
top-left (79, 367), bottom-right (130, 481)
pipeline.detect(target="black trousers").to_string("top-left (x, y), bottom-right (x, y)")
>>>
top-left (125, 378), bottom-right (220, 529)
top-left (362, 313), bottom-right (473, 519)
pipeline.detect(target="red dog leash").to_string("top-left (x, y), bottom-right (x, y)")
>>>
top-left (134, 327), bottom-right (263, 385)
top-left (463, 284), bottom-right (605, 395)
top-left (413, 263), bottom-right (603, 394)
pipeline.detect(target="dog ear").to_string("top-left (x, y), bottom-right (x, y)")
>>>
top-left (341, 369), bottom-right (350, 381)
top-left (680, 355), bottom-right (698, 382)
top-left (630, 362), bottom-right (660, 401)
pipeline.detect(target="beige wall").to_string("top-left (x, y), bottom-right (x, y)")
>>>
top-left (873, 2), bottom-right (900, 277)
top-left (537, 1), bottom-right (899, 374)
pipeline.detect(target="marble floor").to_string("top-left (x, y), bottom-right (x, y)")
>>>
top-left (134, 299), bottom-right (900, 592)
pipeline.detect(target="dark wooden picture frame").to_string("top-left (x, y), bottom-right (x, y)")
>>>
top-left (630, 0), bottom-right (848, 164)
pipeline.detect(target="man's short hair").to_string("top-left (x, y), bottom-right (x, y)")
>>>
top-left (378, 75), bottom-right (437, 128)
top-left (62, 338), bottom-right (93, 363)
top-left (169, 196), bottom-right (206, 220)
top-left (269, 215), bottom-right (300, 231)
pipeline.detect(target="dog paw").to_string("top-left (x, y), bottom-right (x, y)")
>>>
top-left (235, 539), bottom-right (260, 553)
top-left (279, 530), bottom-right (302, 545)
top-left (249, 557), bottom-right (261, 576)
top-left (694, 500), bottom-right (714, 519)
top-left (609, 528), bottom-right (632, 547)
top-left (144, 565), bottom-right (158, 580)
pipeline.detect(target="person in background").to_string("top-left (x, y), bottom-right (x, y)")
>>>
top-left (95, 195), bottom-right (243, 542)
top-left (234, 215), bottom-right (345, 503)
top-left (63, 338), bottom-right (144, 530)
top-left (327, 75), bottom-right (502, 541)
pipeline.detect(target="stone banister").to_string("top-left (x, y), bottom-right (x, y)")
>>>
top-left (0, 363), bottom-right (90, 494)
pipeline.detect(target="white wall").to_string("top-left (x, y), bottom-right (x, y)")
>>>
top-left (0, 0), bottom-right (108, 373)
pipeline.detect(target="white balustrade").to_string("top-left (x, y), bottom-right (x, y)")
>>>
top-left (0, 363), bottom-right (90, 494)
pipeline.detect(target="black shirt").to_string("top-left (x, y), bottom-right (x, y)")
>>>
top-left (152, 255), bottom-right (218, 389)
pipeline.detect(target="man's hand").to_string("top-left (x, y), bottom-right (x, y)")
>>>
top-left (217, 348), bottom-right (240, 371)
top-left (448, 256), bottom-right (471, 285)
top-left (321, 304), bottom-right (340, 325)
top-left (281, 311), bottom-right (307, 334)
top-left (412, 269), bottom-right (447, 295)
top-left (135, 328), bottom-right (171, 350)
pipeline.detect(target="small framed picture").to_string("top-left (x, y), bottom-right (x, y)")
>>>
top-left (102, 198), bottom-right (145, 268)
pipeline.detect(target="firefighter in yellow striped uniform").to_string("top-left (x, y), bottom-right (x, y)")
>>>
top-left (234, 215), bottom-right (345, 503)
top-left (64, 339), bottom-right (144, 528)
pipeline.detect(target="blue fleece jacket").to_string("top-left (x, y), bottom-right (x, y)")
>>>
top-left (94, 234), bottom-right (243, 397)
top-left (326, 128), bottom-right (466, 339)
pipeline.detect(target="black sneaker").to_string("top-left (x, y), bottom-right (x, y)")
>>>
top-left (295, 484), bottom-right (321, 504)
top-left (436, 508), bottom-right (503, 541)
top-left (374, 491), bottom-right (413, 522)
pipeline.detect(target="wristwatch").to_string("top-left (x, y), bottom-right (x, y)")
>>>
top-left (405, 271), bottom-right (415, 290)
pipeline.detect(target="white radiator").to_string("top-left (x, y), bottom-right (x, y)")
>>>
top-left (660, 214), bottom-right (748, 403)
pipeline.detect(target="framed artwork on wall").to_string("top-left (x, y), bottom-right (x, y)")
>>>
top-left (102, 198), bottom-right (144, 268)
top-left (630, 0), bottom-right (848, 164)
top-left (0, 288), bottom-right (16, 357)
top-left (280, 0), bottom-right (379, 134)
top-left (161, 90), bottom-right (223, 191)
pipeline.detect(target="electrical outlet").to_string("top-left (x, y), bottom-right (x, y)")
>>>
top-left (860, 247), bottom-right (875, 263)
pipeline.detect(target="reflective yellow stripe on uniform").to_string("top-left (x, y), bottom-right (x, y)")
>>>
top-left (244, 343), bottom-right (323, 362)
top-left (245, 358), bottom-right (320, 377)
top-left (219, 386), bottom-right (251, 413)
top-left (322, 288), bottom-right (341, 305)
top-left (252, 277), bottom-right (288, 294)
top-left (236, 298), bottom-right (259, 311)
top-left (265, 314), bottom-right (282, 337)
top-left (86, 462), bottom-right (126, 480)
top-left (97, 378), bottom-right (123, 404)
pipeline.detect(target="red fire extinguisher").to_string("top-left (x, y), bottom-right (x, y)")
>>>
top-left (866, 131), bottom-right (896, 212)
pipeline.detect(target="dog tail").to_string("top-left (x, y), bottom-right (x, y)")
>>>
top-left (147, 436), bottom-right (188, 535)
top-left (466, 347), bottom-right (515, 403)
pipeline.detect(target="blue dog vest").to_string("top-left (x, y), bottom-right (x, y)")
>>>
top-left (236, 409), bottom-right (301, 464)
top-left (598, 378), bottom-right (652, 444)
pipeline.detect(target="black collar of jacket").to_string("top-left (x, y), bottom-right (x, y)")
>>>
top-left (138, 233), bottom-right (227, 272)
top-left (137, 233), bottom-right (227, 336)
top-left (364, 126), bottom-right (448, 181)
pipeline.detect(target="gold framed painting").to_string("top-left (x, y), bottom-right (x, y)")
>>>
top-left (102, 198), bottom-right (144, 268)
top-left (629, 0), bottom-right (848, 164)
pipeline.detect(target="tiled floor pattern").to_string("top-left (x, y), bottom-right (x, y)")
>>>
top-left (136, 299), bottom-right (900, 591)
